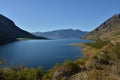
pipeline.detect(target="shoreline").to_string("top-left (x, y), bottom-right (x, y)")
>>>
top-left (0, 41), bottom-right (120, 80)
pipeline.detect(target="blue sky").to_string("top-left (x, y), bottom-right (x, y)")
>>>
top-left (0, 0), bottom-right (120, 32)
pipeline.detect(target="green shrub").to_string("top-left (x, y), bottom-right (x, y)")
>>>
top-left (0, 66), bottom-right (44, 80)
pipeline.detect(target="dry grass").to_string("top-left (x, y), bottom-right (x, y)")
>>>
top-left (70, 41), bottom-right (120, 80)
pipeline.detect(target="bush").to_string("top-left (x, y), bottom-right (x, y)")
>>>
top-left (0, 66), bottom-right (44, 80)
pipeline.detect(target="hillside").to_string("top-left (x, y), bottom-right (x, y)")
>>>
top-left (84, 13), bottom-right (120, 40)
top-left (0, 32), bottom-right (17, 45)
top-left (0, 14), bottom-right (46, 45)
top-left (32, 29), bottom-right (88, 39)
top-left (0, 14), bottom-right (47, 39)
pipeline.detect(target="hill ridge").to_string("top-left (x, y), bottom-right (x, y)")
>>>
top-left (32, 29), bottom-right (88, 39)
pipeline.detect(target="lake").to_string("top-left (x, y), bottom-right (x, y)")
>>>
top-left (0, 39), bottom-right (91, 69)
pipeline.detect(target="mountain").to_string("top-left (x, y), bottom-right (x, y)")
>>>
top-left (0, 14), bottom-right (46, 45)
top-left (84, 13), bottom-right (120, 40)
top-left (0, 32), bottom-right (17, 45)
top-left (32, 29), bottom-right (88, 39)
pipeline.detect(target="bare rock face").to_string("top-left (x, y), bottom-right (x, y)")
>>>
top-left (84, 13), bottom-right (120, 40)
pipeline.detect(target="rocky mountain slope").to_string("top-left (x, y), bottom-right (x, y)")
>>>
top-left (33, 29), bottom-right (88, 39)
top-left (84, 13), bottom-right (120, 40)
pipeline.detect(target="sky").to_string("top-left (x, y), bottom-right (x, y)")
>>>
top-left (0, 0), bottom-right (120, 32)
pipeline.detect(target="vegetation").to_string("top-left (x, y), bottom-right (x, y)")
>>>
top-left (0, 66), bottom-right (44, 80)
top-left (17, 38), bottom-right (34, 40)
top-left (0, 60), bottom-right (80, 80)
top-left (112, 42), bottom-right (120, 59)
top-left (70, 41), bottom-right (120, 80)
top-left (85, 40), bottom-right (109, 49)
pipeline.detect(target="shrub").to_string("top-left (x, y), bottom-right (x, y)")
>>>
top-left (0, 66), bottom-right (44, 80)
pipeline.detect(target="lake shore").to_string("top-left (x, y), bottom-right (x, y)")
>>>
top-left (0, 40), bottom-right (120, 80)
top-left (0, 39), bottom-right (87, 70)
top-left (69, 41), bottom-right (120, 80)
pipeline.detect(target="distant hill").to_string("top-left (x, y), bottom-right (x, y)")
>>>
top-left (0, 14), bottom-right (46, 45)
top-left (84, 13), bottom-right (120, 40)
top-left (32, 29), bottom-right (88, 39)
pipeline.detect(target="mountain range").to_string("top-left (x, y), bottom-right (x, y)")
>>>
top-left (0, 14), bottom-right (46, 45)
top-left (32, 29), bottom-right (88, 39)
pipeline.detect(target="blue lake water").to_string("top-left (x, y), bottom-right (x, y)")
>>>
top-left (0, 39), bottom-right (91, 69)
